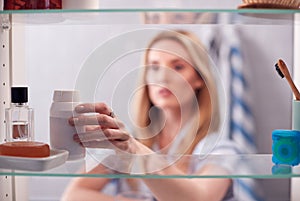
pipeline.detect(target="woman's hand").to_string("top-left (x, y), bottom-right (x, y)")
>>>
top-left (68, 102), bottom-right (151, 155)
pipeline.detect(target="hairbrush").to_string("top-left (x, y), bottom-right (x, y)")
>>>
top-left (275, 59), bottom-right (300, 100)
top-left (239, 0), bottom-right (300, 9)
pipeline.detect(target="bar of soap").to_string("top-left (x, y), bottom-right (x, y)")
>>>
top-left (0, 141), bottom-right (50, 158)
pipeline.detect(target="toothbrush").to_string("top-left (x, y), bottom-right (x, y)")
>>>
top-left (275, 59), bottom-right (300, 101)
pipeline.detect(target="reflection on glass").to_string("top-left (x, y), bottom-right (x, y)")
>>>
top-left (115, 191), bottom-right (152, 201)
top-left (143, 12), bottom-right (218, 24)
top-left (272, 164), bottom-right (292, 175)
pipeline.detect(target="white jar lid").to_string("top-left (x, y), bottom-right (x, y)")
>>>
top-left (53, 90), bottom-right (80, 102)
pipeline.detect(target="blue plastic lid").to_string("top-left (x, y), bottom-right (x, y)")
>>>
top-left (272, 129), bottom-right (300, 138)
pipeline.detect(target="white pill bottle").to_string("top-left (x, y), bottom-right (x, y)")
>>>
top-left (50, 90), bottom-right (85, 160)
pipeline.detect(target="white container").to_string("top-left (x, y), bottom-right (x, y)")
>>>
top-left (50, 90), bottom-right (85, 160)
top-left (62, 0), bottom-right (99, 9)
top-left (293, 100), bottom-right (300, 131)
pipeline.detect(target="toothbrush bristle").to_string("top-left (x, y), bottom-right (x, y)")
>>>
top-left (275, 63), bottom-right (284, 78)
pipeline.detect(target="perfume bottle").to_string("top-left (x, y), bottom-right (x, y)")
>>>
top-left (5, 86), bottom-right (34, 142)
top-left (4, 0), bottom-right (62, 10)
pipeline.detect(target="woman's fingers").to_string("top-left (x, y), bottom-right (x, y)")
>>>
top-left (81, 140), bottom-right (116, 149)
top-left (74, 129), bottom-right (130, 144)
top-left (85, 125), bottom-right (101, 131)
top-left (69, 102), bottom-right (134, 152)
top-left (74, 130), bottom-right (107, 142)
top-left (69, 114), bottom-right (124, 129)
top-left (74, 129), bottom-right (129, 142)
top-left (75, 103), bottom-right (112, 116)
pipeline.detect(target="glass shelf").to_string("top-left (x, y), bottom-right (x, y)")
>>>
top-left (0, 0), bottom-right (299, 12)
top-left (1, 153), bottom-right (300, 179)
top-left (1, 8), bottom-right (300, 14)
top-left (1, 0), bottom-right (300, 14)
top-left (0, 0), bottom-right (299, 25)
top-left (0, 12), bottom-right (296, 26)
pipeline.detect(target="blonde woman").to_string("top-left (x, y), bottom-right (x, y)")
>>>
top-left (62, 30), bottom-right (239, 201)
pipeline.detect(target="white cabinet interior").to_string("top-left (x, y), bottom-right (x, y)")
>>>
top-left (0, 3), bottom-right (300, 200)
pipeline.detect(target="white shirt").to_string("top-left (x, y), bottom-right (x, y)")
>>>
top-left (101, 131), bottom-right (248, 201)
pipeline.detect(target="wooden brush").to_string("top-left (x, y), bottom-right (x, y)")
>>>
top-left (239, 0), bottom-right (300, 9)
top-left (275, 59), bottom-right (300, 100)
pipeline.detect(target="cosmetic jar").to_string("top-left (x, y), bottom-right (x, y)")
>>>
top-left (272, 129), bottom-right (300, 166)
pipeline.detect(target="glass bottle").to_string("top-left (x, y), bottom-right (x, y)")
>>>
top-left (4, 0), bottom-right (61, 10)
top-left (5, 86), bottom-right (34, 142)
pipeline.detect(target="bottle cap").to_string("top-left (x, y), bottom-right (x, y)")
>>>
top-left (11, 87), bottom-right (28, 103)
top-left (53, 90), bottom-right (80, 102)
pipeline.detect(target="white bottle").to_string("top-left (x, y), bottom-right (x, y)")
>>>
top-left (50, 90), bottom-right (85, 160)
top-left (62, 0), bottom-right (99, 9)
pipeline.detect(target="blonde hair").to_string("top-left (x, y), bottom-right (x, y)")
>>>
top-left (132, 30), bottom-right (220, 155)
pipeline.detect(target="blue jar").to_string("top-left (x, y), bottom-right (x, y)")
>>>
top-left (272, 129), bottom-right (300, 166)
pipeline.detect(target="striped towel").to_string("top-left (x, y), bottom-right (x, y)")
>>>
top-left (206, 21), bottom-right (265, 201)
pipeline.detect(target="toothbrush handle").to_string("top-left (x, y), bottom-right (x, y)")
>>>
top-left (286, 75), bottom-right (300, 100)
top-left (278, 59), bottom-right (300, 100)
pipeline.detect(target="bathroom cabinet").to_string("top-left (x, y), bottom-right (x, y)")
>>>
top-left (1, 1), bottom-right (300, 200)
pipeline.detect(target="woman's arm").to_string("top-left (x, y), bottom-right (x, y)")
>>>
top-left (62, 155), bottom-right (231, 201)
top-left (68, 103), bottom-right (231, 201)
top-left (61, 163), bottom-right (114, 201)
top-left (142, 163), bottom-right (231, 201)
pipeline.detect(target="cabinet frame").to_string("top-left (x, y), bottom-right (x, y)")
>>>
top-left (291, 13), bottom-right (300, 201)
top-left (0, 14), bottom-right (13, 201)
top-left (0, 10), bottom-right (299, 201)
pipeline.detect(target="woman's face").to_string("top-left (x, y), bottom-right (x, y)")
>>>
top-left (146, 39), bottom-right (204, 110)
top-left (144, 12), bottom-right (198, 24)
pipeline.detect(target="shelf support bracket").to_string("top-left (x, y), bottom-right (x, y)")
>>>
top-left (0, 14), bottom-right (13, 201)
